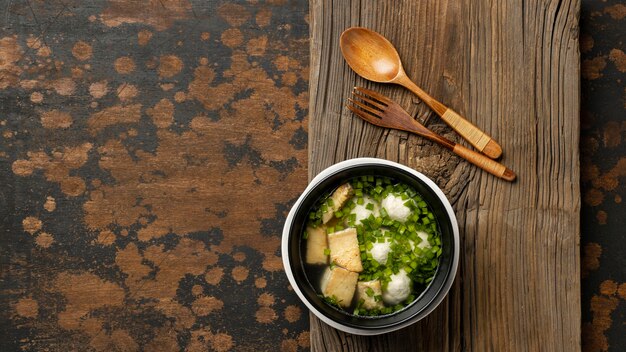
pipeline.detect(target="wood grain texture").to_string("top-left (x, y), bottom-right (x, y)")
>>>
top-left (308, 0), bottom-right (580, 351)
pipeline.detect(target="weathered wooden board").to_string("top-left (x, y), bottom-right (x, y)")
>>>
top-left (308, 0), bottom-right (580, 350)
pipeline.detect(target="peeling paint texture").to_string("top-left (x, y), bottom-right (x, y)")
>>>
top-left (580, 1), bottom-right (626, 351)
top-left (0, 0), bottom-right (308, 351)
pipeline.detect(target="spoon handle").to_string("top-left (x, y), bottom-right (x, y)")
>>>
top-left (398, 77), bottom-right (503, 159)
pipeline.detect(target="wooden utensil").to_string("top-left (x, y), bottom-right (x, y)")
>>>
top-left (340, 27), bottom-right (503, 159)
top-left (347, 87), bottom-right (516, 181)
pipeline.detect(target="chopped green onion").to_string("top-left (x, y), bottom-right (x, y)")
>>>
top-left (322, 295), bottom-right (341, 308)
top-left (309, 176), bottom-right (440, 317)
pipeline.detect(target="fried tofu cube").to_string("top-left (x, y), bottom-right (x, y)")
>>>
top-left (322, 183), bottom-right (354, 224)
top-left (356, 280), bottom-right (384, 310)
top-left (305, 225), bottom-right (328, 265)
top-left (320, 266), bottom-right (359, 308)
top-left (327, 228), bottom-right (363, 272)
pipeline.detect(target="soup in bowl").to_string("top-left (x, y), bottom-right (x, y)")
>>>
top-left (282, 158), bottom-right (459, 335)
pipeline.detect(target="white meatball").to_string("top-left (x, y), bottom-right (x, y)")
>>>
top-left (368, 228), bottom-right (392, 264)
top-left (381, 194), bottom-right (411, 222)
top-left (370, 241), bottom-right (391, 265)
top-left (382, 269), bottom-right (412, 305)
top-left (410, 231), bottom-right (431, 251)
top-left (350, 195), bottom-right (380, 225)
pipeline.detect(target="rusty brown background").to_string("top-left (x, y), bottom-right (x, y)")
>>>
top-left (1, 0), bottom-right (309, 351)
top-left (0, 0), bottom-right (624, 351)
top-left (580, 1), bottom-right (626, 351)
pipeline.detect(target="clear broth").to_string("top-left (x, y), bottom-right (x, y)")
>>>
top-left (301, 175), bottom-right (441, 316)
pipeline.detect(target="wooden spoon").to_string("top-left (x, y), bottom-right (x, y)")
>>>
top-left (340, 27), bottom-right (503, 159)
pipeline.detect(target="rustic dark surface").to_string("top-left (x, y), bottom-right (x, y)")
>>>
top-left (579, 1), bottom-right (626, 351)
top-left (0, 0), bottom-right (624, 351)
top-left (0, 0), bottom-right (310, 351)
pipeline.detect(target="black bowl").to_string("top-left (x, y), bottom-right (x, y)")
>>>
top-left (282, 158), bottom-right (459, 335)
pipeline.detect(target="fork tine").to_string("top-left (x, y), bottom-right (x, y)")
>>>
top-left (352, 91), bottom-right (387, 110)
top-left (354, 87), bottom-right (392, 105)
top-left (348, 98), bottom-right (383, 118)
top-left (346, 104), bottom-right (382, 124)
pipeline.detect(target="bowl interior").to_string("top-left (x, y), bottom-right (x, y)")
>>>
top-left (286, 163), bottom-right (456, 330)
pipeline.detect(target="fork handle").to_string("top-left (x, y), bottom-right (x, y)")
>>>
top-left (452, 143), bottom-right (516, 181)
top-left (414, 124), bottom-right (515, 181)
top-left (398, 78), bottom-right (503, 159)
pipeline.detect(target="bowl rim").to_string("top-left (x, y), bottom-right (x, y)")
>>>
top-left (281, 157), bottom-right (460, 335)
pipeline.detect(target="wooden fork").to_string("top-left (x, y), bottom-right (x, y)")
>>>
top-left (347, 87), bottom-right (516, 181)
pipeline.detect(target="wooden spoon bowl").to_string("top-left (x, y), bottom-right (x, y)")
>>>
top-left (340, 27), bottom-right (403, 82)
